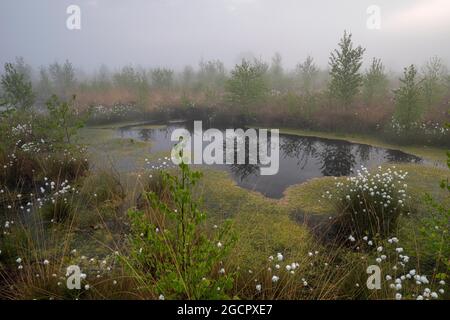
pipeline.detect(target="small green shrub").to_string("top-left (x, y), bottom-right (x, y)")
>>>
top-left (125, 162), bottom-right (235, 299)
top-left (0, 62), bottom-right (34, 111)
top-left (44, 95), bottom-right (88, 145)
top-left (225, 59), bottom-right (268, 119)
top-left (393, 65), bottom-right (423, 130)
top-left (324, 166), bottom-right (410, 239)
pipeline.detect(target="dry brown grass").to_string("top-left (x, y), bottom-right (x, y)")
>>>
top-left (74, 87), bottom-right (210, 112)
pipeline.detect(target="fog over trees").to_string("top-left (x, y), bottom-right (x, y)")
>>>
top-left (1, 0), bottom-right (450, 72)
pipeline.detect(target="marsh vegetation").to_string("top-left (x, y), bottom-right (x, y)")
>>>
top-left (0, 31), bottom-right (449, 300)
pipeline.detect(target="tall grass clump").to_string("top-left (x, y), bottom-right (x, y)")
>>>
top-left (324, 166), bottom-right (409, 239)
top-left (124, 162), bottom-right (235, 299)
top-left (416, 124), bottom-right (450, 279)
top-left (137, 170), bottom-right (170, 208)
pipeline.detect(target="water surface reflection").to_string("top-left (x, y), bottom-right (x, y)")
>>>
top-left (118, 124), bottom-right (425, 198)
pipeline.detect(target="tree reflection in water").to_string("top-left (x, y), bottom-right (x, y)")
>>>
top-left (118, 124), bottom-right (429, 198)
top-left (319, 143), bottom-right (356, 176)
top-left (227, 137), bottom-right (261, 180)
top-left (280, 135), bottom-right (318, 169)
top-left (229, 163), bottom-right (260, 180)
top-left (385, 149), bottom-right (422, 164)
top-left (139, 129), bottom-right (152, 141)
top-left (356, 144), bottom-right (371, 162)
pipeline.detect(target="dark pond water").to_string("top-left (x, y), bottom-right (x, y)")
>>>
top-left (117, 123), bottom-right (426, 198)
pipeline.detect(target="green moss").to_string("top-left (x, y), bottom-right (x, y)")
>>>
top-left (88, 122), bottom-right (165, 130)
top-left (77, 127), bottom-right (116, 143)
top-left (282, 177), bottom-right (339, 216)
top-left (379, 163), bottom-right (449, 218)
top-left (196, 168), bottom-right (311, 268)
top-left (126, 124), bottom-right (166, 130)
top-left (77, 127), bottom-right (155, 171)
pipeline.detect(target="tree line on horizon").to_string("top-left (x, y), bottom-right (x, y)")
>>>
top-left (1, 31), bottom-right (449, 132)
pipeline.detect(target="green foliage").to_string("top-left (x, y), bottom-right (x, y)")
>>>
top-left (0, 225), bottom-right (29, 267)
top-left (37, 66), bottom-right (53, 101)
top-left (296, 55), bottom-right (319, 95)
top-left (40, 198), bottom-right (74, 223)
top-left (196, 59), bottom-right (226, 103)
top-left (363, 58), bottom-right (388, 105)
top-left (151, 68), bottom-right (174, 90)
top-left (225, 59), bottom-right (268, 114)
top-left (422, 56), bottom-right (447, 108)
top-left (197, 59), bottom-right (226, 90)
top-left (126, 163), bottom-right (234, 299)
top-left (0, 62), bottom-right (35, 111)
top-left (113, 65), bottom-right (140, 89)
top-left (0, 100), bottom-right (89, 192)
top-left (326, 166), bottom-right (409, 239)
top-left (269, 52), bottom-right (285, 90)
top-left (421, 193), bottom-right (450, 272)
top-left (420, 122), bottom-right (449, 272)
top-left (90, 64), bottom-right (112, 92)
top-left (112, 65), bottom-right (149, 107)
top-left (45, 95), bottom-right (87, 144)
top-left (11, 57), bottom-right (33, 82)
top-left (393, 65), bottom-right (423, 130)
top-left (136, 72), bottom-right (150, 108)
top-left (328, 31), bottom-right (366, 107)
top-left (181, 65), bottom-right (195, 89)
top-left (80, 170), bottom-right (124, 208)
top-left (48, 60), bottom-right (76, 97)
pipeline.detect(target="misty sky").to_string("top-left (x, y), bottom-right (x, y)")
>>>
top-left (1, 0), bottom-right (449, 73)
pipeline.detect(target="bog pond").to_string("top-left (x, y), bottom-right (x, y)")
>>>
top-left (116, 123), bottom-right (426, 198)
